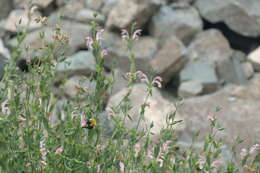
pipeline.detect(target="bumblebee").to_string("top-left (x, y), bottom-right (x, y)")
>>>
top-left (84, 118), bottom-right (97, 129)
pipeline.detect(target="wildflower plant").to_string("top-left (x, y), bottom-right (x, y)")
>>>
top-left (0, 13), bottom-right (259, 173)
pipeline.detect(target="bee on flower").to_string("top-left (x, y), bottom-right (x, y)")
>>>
top-left (81, 116), bottom-right (97, 129)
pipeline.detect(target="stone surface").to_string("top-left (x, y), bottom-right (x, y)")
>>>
top-left (85, 0), bottom-right (104, 11)
top-left (149, 5), bottom-right (202, 45)
top-left (0, 55), bottom-right (7, 80)
top-left (248, 46), bottom-right (260, 72)
top-left (101, 0), bottom-right (121, 16)
top-left (57, 51), bottom-right (96, 75)
top-left (188, 29), bottom-right (232, 65)
top-left (3, 9), bottom-right (42, 32)
top-left (75, 9), bottom-right (105, 24)
top-left (0, 39), bottom-right (10, 59)
top-left (196, 0), bottom-right (260, 37)
top-left (106, 0), bottom-right (157, 29)
top-left (104, 36), bottom-right (158, 73)
top-left (0, 0), bottom-right (12, 20)
top-left (232, 50), bottom-right (246, 62)
top-left (242, 62), bottom-right (254, 79)
top-left (178, 76), bottom-right (260, 150)
top-left (106, 84), bottom-right (184, 135)
top-left (150, 36), bottom-right (187, 84)
top-left (180, 62), bottom-right (219, 93)
top-left (187, 29), bottom-right (235, 84)
top-left (61, 76), bottom-right (96, 99)
top-left (178, 80), bottom-right (203, 98)
top-left (217, 55), bottom-right (247, 85)
top-left (8, 20), bottom-right (91, 57)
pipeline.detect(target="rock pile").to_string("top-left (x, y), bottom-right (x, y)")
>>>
top-left (0, 0), bottom-right (260, 150)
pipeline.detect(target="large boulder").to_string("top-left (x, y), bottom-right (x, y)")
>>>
top-left (180, 62), bottom-right (219, 93)
top-left (196, 0), bottom-right (260, 37)
top-left (3, 9), bottom-right (42, 32)
top-left (56, 51), bottom-right (96, 76)
top-left (248, 46), bottom-right (260, 72)
top-left (149, 5), bottom-right (203, 45)
top-left (150, 36), bottom-right (187, 84)
top-left (0, 55), bottom-right (7, 80)
top-left (178, 75), bottom-right (260, 150)
top-left (0, 0), bottom-right (12, 20)
top-left (187, 29), bottom-right (241, 84)
top-left (106, 84), bottom-right (184, 135)
top-left (106, 0), bottom-right (158, 30)
top-left (104, 35), bottom-right (158, 73)
top-left (8, 20), bottom-right (91, 57)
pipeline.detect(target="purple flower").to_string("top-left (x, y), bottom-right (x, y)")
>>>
top-left (240, 148), bottom-right (248, 159)
top-left (85, 36), bottom-right (93, 49)
top-left (119, 162), bottom-right (124, 172)
top-left (152, 76), bottom-right (163, 88)
top-left (211, 159), bottom-right (223, 168)
top-left (132, 29), bottom-right (142, 40)
top-left (1, 99), bottom-right (10, 115)
top-left (137, 71), bottom-right (149, 83)
top-left (249, 144), bottom-right (259, 154)
top-left (96, 29), bottom-right (104, 41)
top-left (55, 146), bottom-right (63, 154)
top-left (207, 114), bottom-right (216, 121)
top-left (121, 29), bottom-right (129, 40)
top-left (101, 49), bottom-right (108, 57)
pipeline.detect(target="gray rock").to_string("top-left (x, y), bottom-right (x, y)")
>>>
top-left (3, 9), bottom-right (42, 32)
top-left (8, 20), bottom-right (91, 57)
top-left (196, 0), bottom-right (260, 37)
top-left (149, 5), bottom-right (202, 45)
top-left (75, 9), bottom-right (105, 24)
top-left (101, 0), bottom-right (122, 16)
top-left (150, 36), bottom-right (187, 84)
top-left (188, 29), bottom-right (232, 65)
top-left (178, 80), bottom-right (203, 98)
top-left (0, 0), bottom-right (12, 20)
top-left (0, 55), bottom-right (7, 80)
top-left (242, 62), bottom-right (254, 79)
top-left (106, 0), bottom-right (158, 29)
top-left (0, 39), bottom-right (10, 59)
top-left (57, 51), bottom-right (96, 75)
top-left (106, 84), bottom-right (184, 135)
top-left (248, 46), bottom-right (260, 72)
top-left (180, 62), bottom-right (219, 93)
top-left (187, 29), bottom-right (235, 84)
top-left (232, 50), bottom-right (246, 62)
top-left (105, 36), bottom-right (158, 73)
top-left (60, 75), bottom-right (96, 99)
top-left (85, 0), bottom-right (104, 11)
top-left (178, 77), bottom-right (260, 151)
top-left (217, 55), bottom-right (248, 85)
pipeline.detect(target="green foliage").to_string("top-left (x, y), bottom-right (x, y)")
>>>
top-left (0, 18), bottom-right (258, 173)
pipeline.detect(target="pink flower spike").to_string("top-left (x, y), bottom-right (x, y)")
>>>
top-left (137, 71), bottom-right (149, 83)
top-left (207, 114), bottom-right (215, 121)
top-left (85, 36), bottom-right (93, 49)
top-left (249, 144), bottom-right (260, 154)
top-left (240, 148), bottom-right (248, 159)
top-left (119, 162), bottom-right (125, 173)
top-left (81, 119), bottom-right (87, 128)
top-left (96, 29), bottom-right (104, 41)
top-left (132, 29), bottom-right (142, 40)
top-left (121, 29), bottom-right (129, 40)
top-left (153, 76), bottom-right (162, 83)
top-left (152, 76), bottom-right (163, 88)
top-left (101, 49), bottom-right (108, 57)
top-left (211, 159), bottom-right (223, 168)
top-left (1, 99), bottom-right (10, 115)
top-left (55, 146), bottom-right (63, 154)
